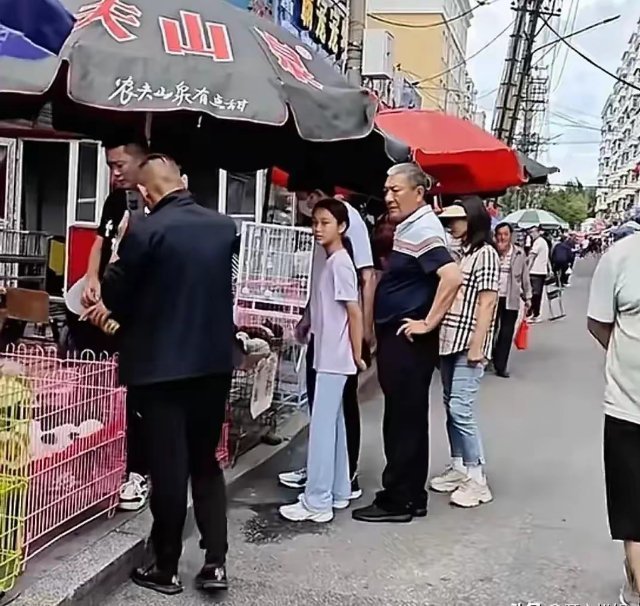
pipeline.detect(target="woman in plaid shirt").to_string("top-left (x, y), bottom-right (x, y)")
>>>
top-left (427, 197), bottom-right (499, 508)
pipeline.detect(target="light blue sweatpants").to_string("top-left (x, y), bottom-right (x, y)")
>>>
top-left (301, 372), bottom-right (351, 513)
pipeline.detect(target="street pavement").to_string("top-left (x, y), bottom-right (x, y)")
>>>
top-left (106, 257), bottom-right (621, 606)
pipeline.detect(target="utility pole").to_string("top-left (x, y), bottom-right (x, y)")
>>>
top-left (493, 0), bottom-right (562, 147)
top-left (492, 0), bottom-right (528, 142)
top-left (345, 0), bottom-right (366, 86)
top-left (506, 0), bottom-right (544, 147)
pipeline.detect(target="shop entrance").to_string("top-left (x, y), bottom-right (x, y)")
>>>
top-left (19, 140), bottom-right (69, 236)
top-left (17, 140), bottom-right (70, 296)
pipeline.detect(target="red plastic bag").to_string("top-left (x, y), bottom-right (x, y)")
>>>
top-left (514, 321), bottom-right (529, 351)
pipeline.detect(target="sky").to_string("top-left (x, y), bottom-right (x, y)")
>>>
top-left (466, 0), bottom-right (638, 186)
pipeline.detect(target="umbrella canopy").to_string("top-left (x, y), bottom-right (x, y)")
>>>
top-left (516, 152), bottom-right (559, 185)
top-left (502, 208), bottom-right (569, 230)
top-left (0, 0), bottom-right (75, 54)
top-left (375, 109), bottom-right (525, 195)
top-left (0, 0), bottom-right (382, 177)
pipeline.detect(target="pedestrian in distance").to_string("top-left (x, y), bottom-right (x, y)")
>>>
top-left (527, 226), bottom-right (550, 323)
top-left (429, 198), bottom-right (500, 508)
top-left (587, 232), bottom-right (640, 606)
top-left (550, 235), bottom-right (575, 287)
top-left (492, 222), bottom-right (532, 378)
top-left (279, 198), bottom-right (366, 523)
top-left (352, 163), bottom-right (462, 524)
top-left (84, 154), bottom-right (237, 595)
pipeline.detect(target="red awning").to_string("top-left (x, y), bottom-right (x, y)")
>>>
top-left (375, 109), bottom-right (525, 195)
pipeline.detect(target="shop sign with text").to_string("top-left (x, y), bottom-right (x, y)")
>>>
top-left (277, 0), bottom-right (347, 61)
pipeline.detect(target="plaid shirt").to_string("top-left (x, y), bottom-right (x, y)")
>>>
top-left (439, 244), bottom-right (500, 358)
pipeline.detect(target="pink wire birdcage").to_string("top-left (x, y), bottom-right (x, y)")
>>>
top-left (0, 345), bottom-right (126, 561)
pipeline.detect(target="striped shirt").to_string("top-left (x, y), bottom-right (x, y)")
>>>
top-left (439, 244), bottom-right (500, 359)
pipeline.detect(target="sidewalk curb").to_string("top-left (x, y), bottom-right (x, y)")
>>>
top-left (10, 365), bottom-right (378, 606)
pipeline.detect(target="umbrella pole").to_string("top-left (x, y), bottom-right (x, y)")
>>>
top-left (144, 113), bottom-right (153, 148)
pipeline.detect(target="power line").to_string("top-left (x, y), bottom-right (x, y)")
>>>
top-left (367, 0), bottom-right (494, 30)
top-left (549, 121), bottom-right (601, 131)
top-left (416, 19), bottom-right (515, 85)
top-left (541, 16), bottom-right (640, 93)
top-left (551, 0), bottom-right (580, 91)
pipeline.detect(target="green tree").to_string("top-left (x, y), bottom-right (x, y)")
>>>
top-left (538, 181), bottom-right (589, 227)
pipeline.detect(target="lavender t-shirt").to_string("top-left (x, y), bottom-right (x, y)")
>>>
top-left (310, 248), bottom-right (359, 375)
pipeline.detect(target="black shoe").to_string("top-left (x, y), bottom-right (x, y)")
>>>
top-left (352, 502), bottom-right (413, 523)
top-left (495, 369), bottom-right (510, 378)
top-left (412, 504), bottom-right (427, 518)
top-left (195, 563), bottom-right (229, 591)
top-left (350, 476), bottom-right (363, 500)
top-left (131, 565), bottom-right (183, 595)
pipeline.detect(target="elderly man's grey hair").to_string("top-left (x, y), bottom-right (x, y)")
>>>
top-left (387, 163), bottom-right (433, 191)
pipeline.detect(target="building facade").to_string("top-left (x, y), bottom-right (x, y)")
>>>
top-left (366, 0), bottom-right (478, 117)
top-left (596, 25), bottom-right (640, 221)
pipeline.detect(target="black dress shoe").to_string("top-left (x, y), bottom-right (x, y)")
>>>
top-left (352, 502), bottom-right (413, 523)
top-left (495, 370), bottom-right (510, 378)
top-left (412, 504), bottom-right (427, 518)
top-left (196, 563), bottom-right (229, 591)
top-left (131, 565), bottom-right (183, 595)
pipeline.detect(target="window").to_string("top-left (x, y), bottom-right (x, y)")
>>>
top-left (226, 171), bottom-right (258, 227)
top-left (75, 142), bottom-right (99, 222)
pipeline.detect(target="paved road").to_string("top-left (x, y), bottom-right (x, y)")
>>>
top-left (107, 258), bottom-right (621, 606)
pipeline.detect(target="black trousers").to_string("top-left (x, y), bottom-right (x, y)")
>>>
top-left (306, 338), bottom-right (360, 480)
top-left (130, 374), bottom-right (231, 574)
top-left (125, 390), bottom-right (147, 476)
top-left (552, 263), bottom-right (570, 286)
top-left (604, 415), bottom-right (640, 541)
top-left (375, 325), bottom-right (438, 511)
top-left (492, 297), bottom-right (519, 374)
top-left (529, 274), bottom-right (546, 318)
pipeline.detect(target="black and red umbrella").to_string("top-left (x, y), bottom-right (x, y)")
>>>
top-left (0, 0), bottom-right (406, 184)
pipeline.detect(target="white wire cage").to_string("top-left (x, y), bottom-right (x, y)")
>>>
top-left (235, 222), bottom-right (314, 319)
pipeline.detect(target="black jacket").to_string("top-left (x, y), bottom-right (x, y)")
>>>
top-left (102, 190), bottom-right (237, 387)
top-left (551, 240), bottom-right (574, 267)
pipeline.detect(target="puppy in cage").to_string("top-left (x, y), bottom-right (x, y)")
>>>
top-left (279, 199), bottom-right (366, 524)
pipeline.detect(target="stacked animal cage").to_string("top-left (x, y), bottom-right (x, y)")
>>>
top-left (0, 230), bottom-right (49, 291)
top-left (0, 346), bottom-right (126, 562)
top-left (224, 223), bottom-right (313, 465)
top-left (0, 361), bottom-right (30, 595)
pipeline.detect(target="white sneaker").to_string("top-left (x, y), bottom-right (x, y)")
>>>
top-left (278, 468), bottom-right (307, 489)
top-left (118, 473), bottom-right (149, 512)
top-left (279, 501), bottom-right (333, 523)
top-left (429, 466), bottom-right (468, 493)
top-left (620, 560), bottom-right (640, 606)
top-left (349, 477), bottom-right (363, 500)
top-left (450, 478), bottom-right (493, 508)
top-left (333, 499), bottom-right (350, 510)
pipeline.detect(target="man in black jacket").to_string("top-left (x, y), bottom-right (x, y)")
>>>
top-left (91, 154), bottom-right (237, 595)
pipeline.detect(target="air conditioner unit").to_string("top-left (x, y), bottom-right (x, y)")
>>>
top-left (363, 29), bottom-right (395, 79)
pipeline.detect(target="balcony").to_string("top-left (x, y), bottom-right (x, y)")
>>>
top-left (363, 74), bottom-right (421, 110)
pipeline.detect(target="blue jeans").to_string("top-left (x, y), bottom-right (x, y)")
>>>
top-left (440, 353), bottom-right (486, 466)
top-left (301, 372), bottom-right (351, 513)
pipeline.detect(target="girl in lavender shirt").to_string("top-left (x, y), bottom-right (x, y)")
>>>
top-left (280, 199), bottom-right (366, 523)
